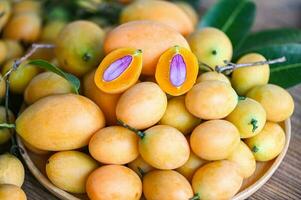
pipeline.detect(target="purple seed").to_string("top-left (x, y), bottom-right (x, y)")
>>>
top-left (170, 54), bottom-right (186, 87)
top-left (103, 55), bottom-right (133, 82)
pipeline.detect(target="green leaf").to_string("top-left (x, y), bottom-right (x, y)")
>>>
top-left (246, 43), bottom-right (301, 88)
top-left (0, 123), bottom-right (15, 129)
top-left (28, 59), bottom-right (80, 94)
top-left (235, 28), bottom-right (301, 57)
top-left (199, 0), bottom-right (256, 50)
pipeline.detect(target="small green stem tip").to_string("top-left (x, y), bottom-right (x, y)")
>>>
top-left (252, 146), bottom-right (259, 153)
top-left (137, 167), bottom-right (145, 177)
top-left (82, 52), bottom-right (92, 62)
top-left (134, 49), bottom-right (142, 56)
top-left (238, 96), bottom-right (246, 100)
top-left (117, 120), bottom-right (145, 139)
top-left (0, 123), bottom-right (16, 129)
top-left (249, 118), bottom-right (258, 132)
top-left (190, 193), bottom-right (200, 200)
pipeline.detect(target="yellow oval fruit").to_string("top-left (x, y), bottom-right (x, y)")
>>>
top-left (104, 20), bottom-right (190, 75)
top-left (0, 154), bottom-right (25, 187)
top-left (190, 120), bottom-right (240, 160)
top-left (0, 41), bottom-right (7, 64)
top-left (0, 74), bottom-right (5, 100)
top-left (16, 94), bottom-right (105, 151)
top-left (192, 160), bottom-right (243, 200)
top-left (196, 71), bottom-right (230, 84)
top-left (24, 71), bottom-right (73, 104)
top-left (46, 151), bottom-right (98, 194)
top-left (245, 122), bottom-right (286, 161)
top-left (40, 20), bottom-right (66, 43)
top-left (127, 156), bottom-right (154, 178)
top-left (231, 53), bottom-right (270, 95)
top-left (226, 97), bottom-right (266, 138)
top-left (12, 0), bottom-right (41, 15)
top-left (139, 125), bottom-right (190, 169)
top-left (55, 20), bottom-right (105, 77)
top-left (120, 0), bottom-right (194, 36)
top-left (89, 126), bottom-right (139, 165)
top-left (176, 151), bottom-right (207, 181)
top-left (188, 27), bottom-right (233, 70)
top-left (227, 141), bottom-right (256, 178)
top-left (247, 84), bottom-right (294, 122)
top-left (0, 107), bottom-right (15, 145)
top-left (86, 165), bottom-right (142, 200)
top-left (116, 82), bottom-right (167, 130)
top-left (0, 0), bottom-right (11, 31)
top-left (143, 170), bottom-right (194, 200)
top-left (2, 59), bottom-right (39, 94)
top-left (0, 184), bottom-right (27, 200)
top-left (159, 96), bottom-right (200, 135)
top-left (185, 81), bottom-right (237, 119)
top-left (3, 40), bottom-right (24, 60)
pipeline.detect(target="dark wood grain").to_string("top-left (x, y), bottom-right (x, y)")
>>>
top-left (22, 0), bottom-right (301, 199)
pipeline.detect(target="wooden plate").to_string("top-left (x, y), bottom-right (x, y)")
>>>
top-left (16, 119), bottom-right (291, 200)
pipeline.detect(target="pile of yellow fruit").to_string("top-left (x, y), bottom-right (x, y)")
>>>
top-left (0, 0), bottom-right (294, 200)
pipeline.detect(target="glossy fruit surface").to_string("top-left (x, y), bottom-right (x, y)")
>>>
top-left (196, 71), bottom-right (230, 84)
top-left (247, 84), bottom-right (294, 122)
top-left (104, 20), bottom-right (190, 75)
top-left (95, 48), bottom-right (143, 94)
top-left (0, 154), bottom-right (25, 187)
top-left (185, 80), bottom-right (237, 119)
top-left (188, 27), bottom-right (233, 70)
top-left (190, 120), bottom-right (240, 160)
top-left (16, 94), bottom-right (105, 151)
top-left (155, 46), bottom-right (198, 96)
top-left (231, 53), bottom-right (270, 95)
top-left (245, 122), bottom-right (286, 161)
top-left (143, 170), bottom-right (194, 200)
top-left (139, 125), bottom-right (190, 169)
top-left (46, 151), bottom-right (98, 193)
top-left (0, 184), bottom-right (27, 200)
top-left (159, 96), bottom-right (200, 135)
top-left (86, 165), bottom-right (142, 200)
top-left (116, 82), bottom-right (167, 130)
top-left (192, 160), bottom-right (243, 200)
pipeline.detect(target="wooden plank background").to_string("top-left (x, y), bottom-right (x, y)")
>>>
top-left (22, 0), bottom-right (301, 199)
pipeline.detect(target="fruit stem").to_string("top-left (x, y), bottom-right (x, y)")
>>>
top-left (117, 120), bottom-right (145, 139)
top-left (190, 193), bottom-right (200, 200)
top-left (252, 146), bottom-right (259, 153)
top-left (249, 118), bottom-right (258, 132)
top-left (215, 56), bottom-right (286, 73)
top-left (137, 167), bottom-right (145, 178)
top-left (134, 49), bottom-right (142, 56)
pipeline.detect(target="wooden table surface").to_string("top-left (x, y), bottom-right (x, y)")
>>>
top-left (22, 0), bottom-right (301, 199)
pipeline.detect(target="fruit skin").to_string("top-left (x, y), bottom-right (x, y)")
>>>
top-left (226, 97), bottom-right (266, 138)
top-left (231, 53), bottom-right (270, 95)
top-left (0, 41), bottom-right (7, 64)
top-left (196, 71), bottom-right (230, 84)
top-left (55, 20), bottom-right (105, 77)
top-left (192, 160), bottom-right (243, 200)
top-left (3, 13), bottom-right (41, 43)
top-left (0, 154), bottom-right (25, 187)
top-left (247, 84), bottom-right (294, 122)
top-left (89, 126), bottom-right (139, 165)
top-left (0, 74), bottom-right (6, 100)
top-left (0, 0), bottom-right (11, 31)
top-left (159, 96), bottom-right (200, 135)
top-left (86, 165), bottom-right (142, 200)
top-left (46, 151), bottom-right (98, 194)
top-left (40, 20), bottom-right (66, 43)
top-left (0, 184), bottom-right (27, 200)
top-left (24, 72), bottom-right (73, 105)
top-left (176, 151), bottom-right (207, 181)
top-left (16, 94), bottom-right (105, 151)
top-left (120, 0), bottom-right (194, 36)
top-left (127, 156), bottom-right (154, 178)
top-left (0, 107), bottom-right (15, 145)
top-left (185, 80), bottom-right (238, 119)
top-left (155, 46), bottom-right (199, 96)
top-left (2, 59), bottom-right (39, 94)
top-left (188, 27), bottom-right (233, 70)
top-left (139, 125), bottom-right (190, 169)
top-left (143, 170), bottom-right (194, 200)
top-left (175, 1), bottom-right (198, 27)
top-left (94, 48), bottom-right (143, 94)
top-left (3, 40), bottom-right (24, 60)
top-left (104, 20), bottom-right (190, 75)
top-left (83, 70), bottom-right (121, 125)
top-left (12, 0), bottom-right (41, 15)
top-left (190, 120), bottom-right (240, 160)
top-left (227, 141), bottom-right (256, 178)
top-left (116, 82), bottom-right (167, 130)
top-left (245, 122), bottom-right (286, 161)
